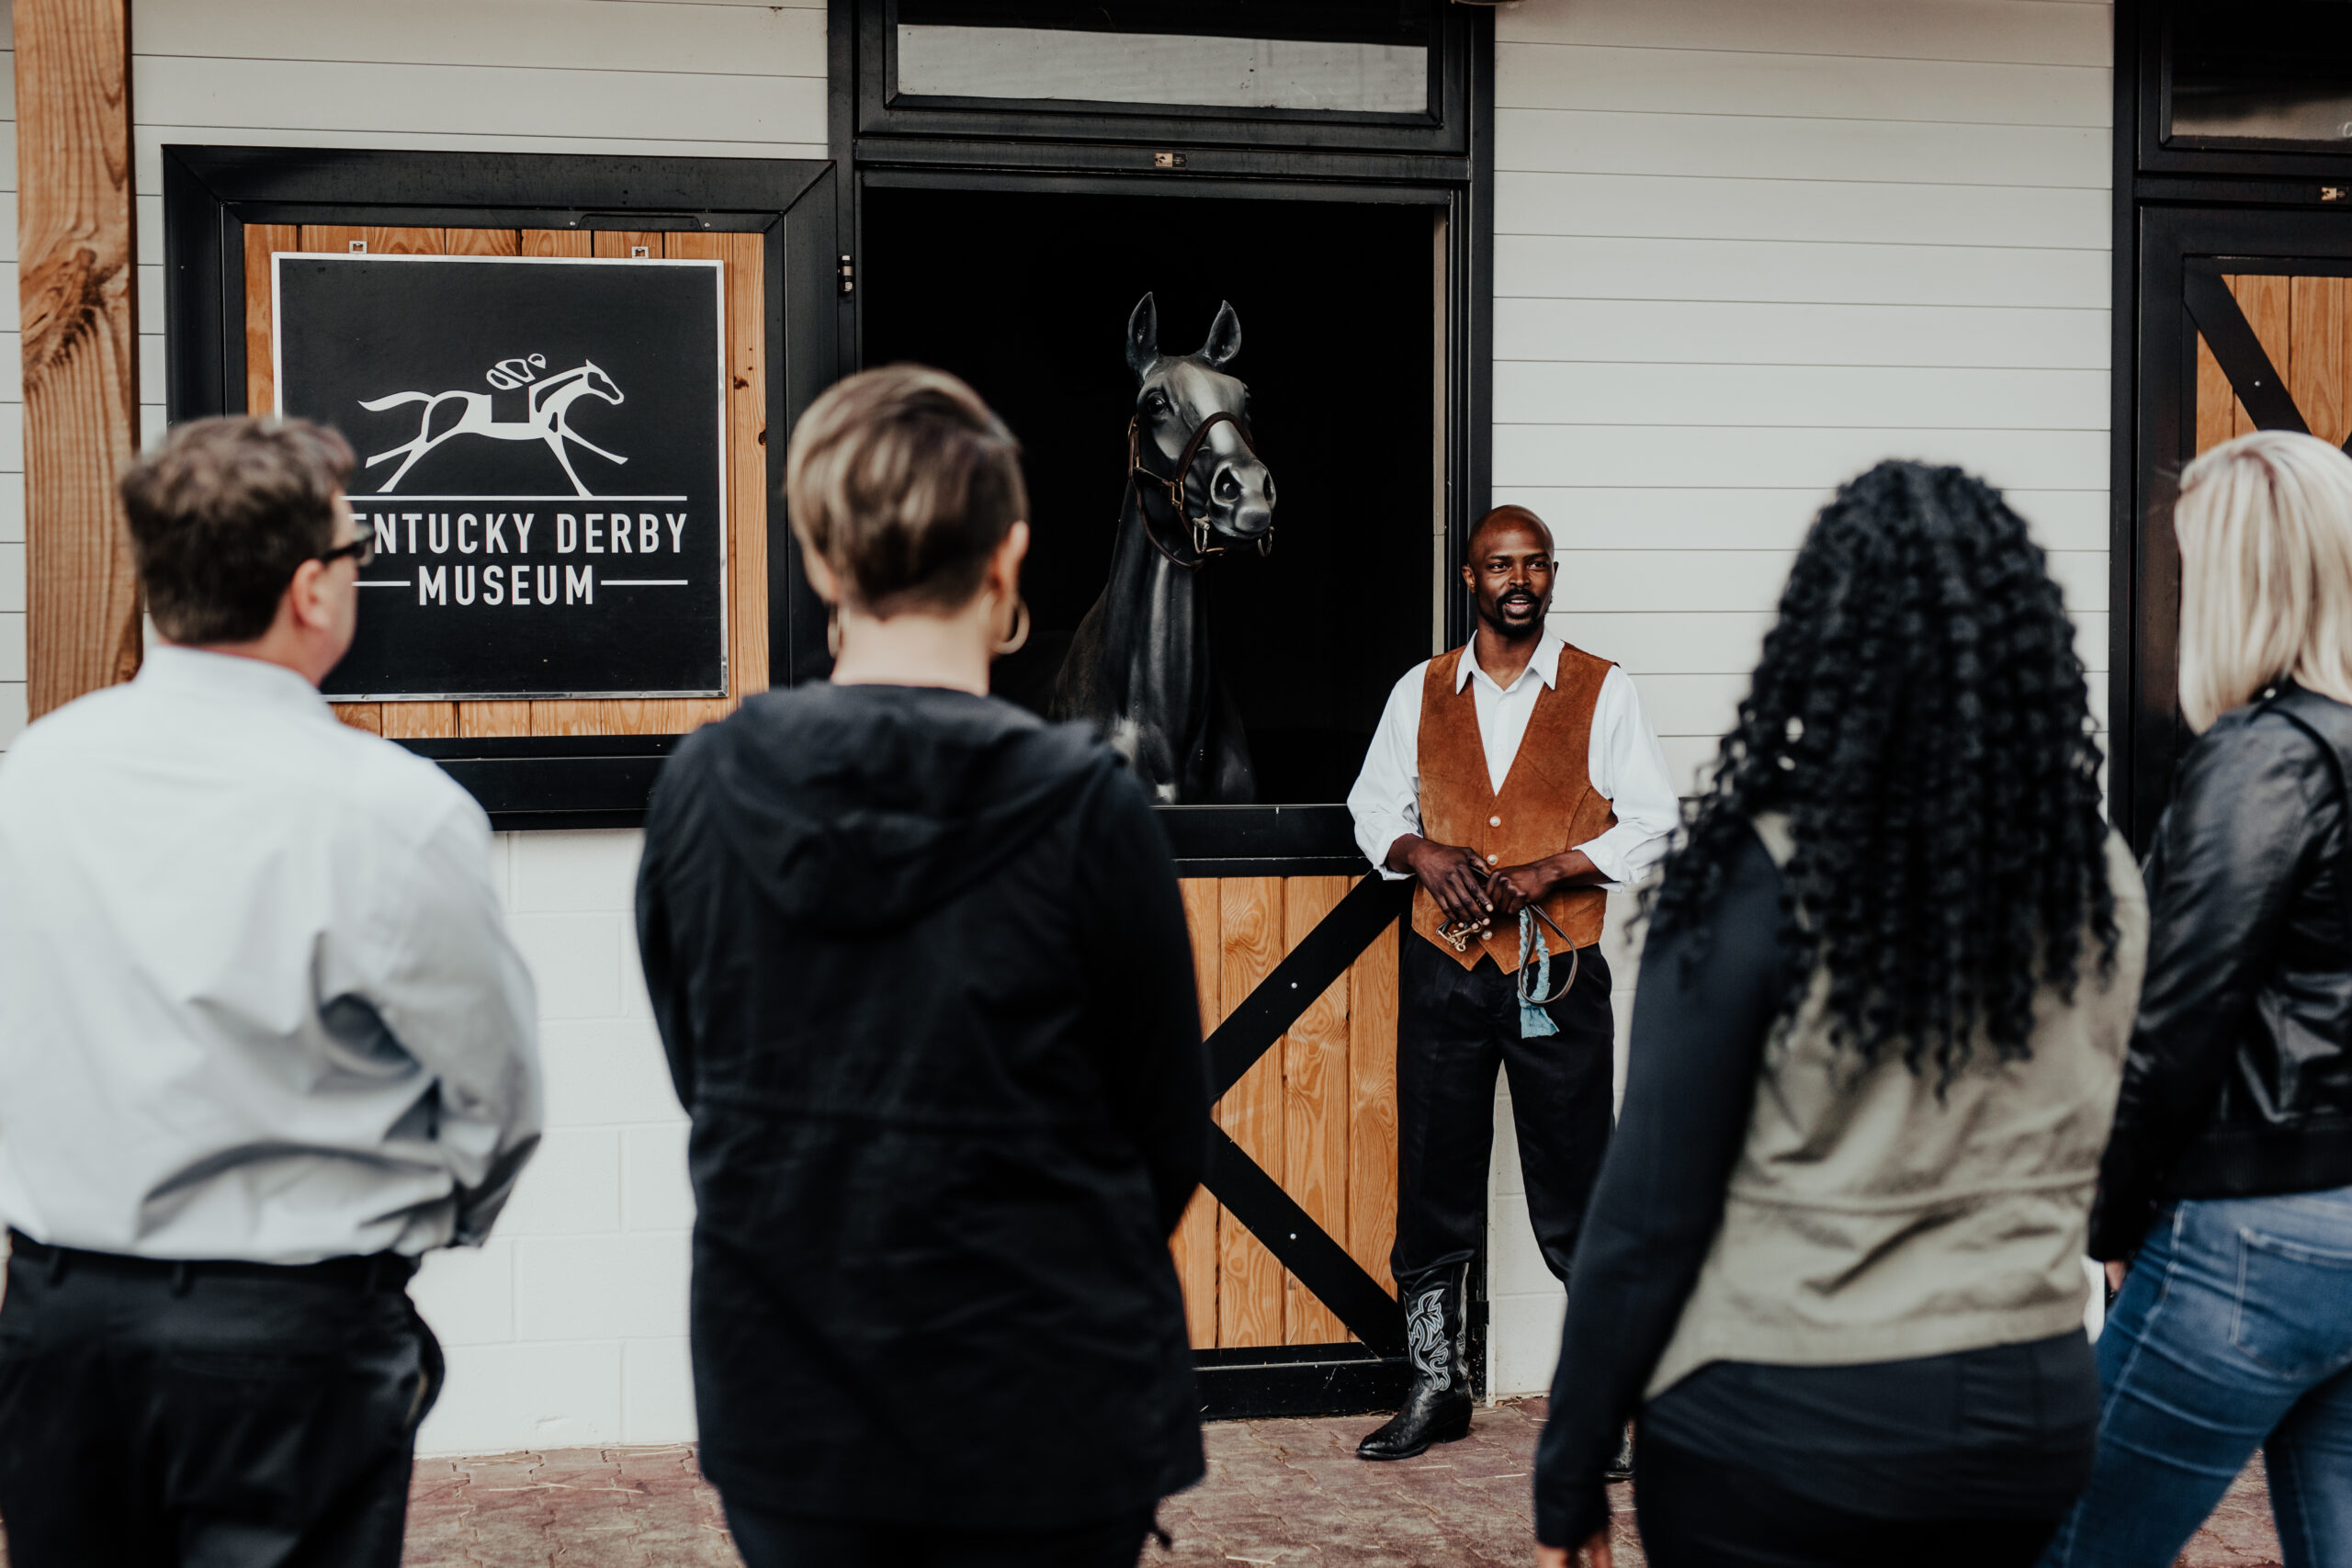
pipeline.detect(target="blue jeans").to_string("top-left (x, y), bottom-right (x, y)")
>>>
top-left (2041, 1184), bottom-right (2352, 1568)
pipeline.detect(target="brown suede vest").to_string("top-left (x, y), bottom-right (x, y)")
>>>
top-left (1409, 643), bottom-right (1618, 972)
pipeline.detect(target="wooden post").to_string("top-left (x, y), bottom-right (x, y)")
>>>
top-left (16, 0), bottom-right (141, 718)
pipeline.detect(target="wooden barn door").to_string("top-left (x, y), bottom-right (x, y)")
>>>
top-left (242, 223), bottom-right (772, 738)
top-left (1173, 875), bottom-right (1401, 1350)
top-left (2127, 210), bottom-right (2352, 845)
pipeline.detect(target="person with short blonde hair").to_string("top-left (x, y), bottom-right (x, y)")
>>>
top-left (2043, 429), bottom-right (2352, 1567)
top-left (638, 366), bottom-right (1208, 1568)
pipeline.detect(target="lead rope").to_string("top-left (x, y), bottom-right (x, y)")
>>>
top-left (1515, 905), bottom-right (1579, 1038)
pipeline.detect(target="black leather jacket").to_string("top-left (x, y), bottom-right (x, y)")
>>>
top-left (2092, 682), bottom-right (2352, 1259)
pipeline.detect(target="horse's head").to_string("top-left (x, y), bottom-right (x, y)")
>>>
top-left (1125, 293), bottom-right (1274, 546)
top-left (577, 361), bottom-right (625, 406)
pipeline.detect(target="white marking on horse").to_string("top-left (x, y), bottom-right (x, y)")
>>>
top-left (360, 353), bottom-right (628, 497)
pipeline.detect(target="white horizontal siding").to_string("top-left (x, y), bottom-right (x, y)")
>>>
top-left (1498, 0), bottom-right (2109, 64)
top-left (1489, 0), bottom-right (2114, 1398)
top-left (1499, 298), bottom-right (2109, 368)
top-left (134, 0), bottom-right (824, 74)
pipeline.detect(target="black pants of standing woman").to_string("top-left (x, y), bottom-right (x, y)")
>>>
top-left (1634, 1437), bottom-right (2069, 1567)
top-left (727, 1504), bottom-right (1158, 1568)
top-left (1626, 1333), bottom-right (2098, 1568)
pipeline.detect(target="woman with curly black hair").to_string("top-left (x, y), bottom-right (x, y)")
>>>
top-left (1531, 460), bottom-right (2149, 1568)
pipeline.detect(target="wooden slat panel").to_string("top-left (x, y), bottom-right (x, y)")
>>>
top-left (1281, 874), bottom-right (1353, 1345)
top-left (18, 0), bottom-right (144, 718)
top-left (723, 229), bottom-right (772, 705)
top-left (1216, 875), bottom-right (1287, 1348)
top-left (382, 701), bottom-right (457, 739)
top-left (1347, 920), bottom-right (1401, 1301)
top-left (363, 226), bottom-right (443, 255)
top-left (2292, 275), bottom-right (2349, 450)
top-left (441, 228), bottom-right (519, 258)
top-left (1173, 879), bottom-right (1223, 1349)
top-left (243, 223), bottom-right (297, 418)
top-left (2194, 332), bottom-right (2240, 458)
top-left (248, 221), bottom-right (749, 742)
top-left (2226, 274), bottom-right (2291, 441)
top-left (666, 229), bottom-right (768, 717)
top-left (521, 229), bottom-right (594, 259)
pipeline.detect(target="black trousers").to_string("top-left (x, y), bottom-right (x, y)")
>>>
top-left (726, 1502), bottom-right (1159, 1568)
top-left (0, 1235), bottom-right (439, 1568)
top-left (1390, 934), bottom-right (1615, 1293)
top-left (1633, 1433), bottom-right (2067, 1568)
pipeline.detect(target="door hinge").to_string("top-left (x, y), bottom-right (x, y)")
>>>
top-left (838, 254), bottom-right (854, 296)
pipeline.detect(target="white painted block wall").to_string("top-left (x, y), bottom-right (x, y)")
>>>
top-left (1482, 0), bottom-right (2116, 1397)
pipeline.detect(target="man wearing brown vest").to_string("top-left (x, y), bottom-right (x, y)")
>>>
top-left (1346, 504), bottom-right (1677, 1461)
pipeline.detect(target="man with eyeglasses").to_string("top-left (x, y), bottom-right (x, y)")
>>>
top-left (0, 416), bottom-right (541, 1567)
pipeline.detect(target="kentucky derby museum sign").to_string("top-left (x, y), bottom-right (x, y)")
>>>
top-left (273, 253), bottom-right (728, 699)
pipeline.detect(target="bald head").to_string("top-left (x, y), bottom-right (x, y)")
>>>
top-left (1468, 504), bottom-right (1554, 561)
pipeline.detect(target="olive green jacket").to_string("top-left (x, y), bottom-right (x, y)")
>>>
top-left (1647, 815), bottom-right (2150, 1397)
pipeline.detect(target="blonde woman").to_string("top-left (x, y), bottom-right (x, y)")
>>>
top-left (2042, 431), bottom-right (2352, 1568)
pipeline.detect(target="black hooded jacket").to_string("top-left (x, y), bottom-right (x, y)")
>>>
top-left (2092, 682), bottom-right (2352, 1259)
top-left (635, 682), bottom-right (1209, 1529)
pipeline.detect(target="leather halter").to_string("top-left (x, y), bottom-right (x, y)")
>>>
top-left (1126, 409), bottom-right (1273, 570)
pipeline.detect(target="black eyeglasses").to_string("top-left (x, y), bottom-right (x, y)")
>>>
top-left (316, 535), bottom-right (376, 569)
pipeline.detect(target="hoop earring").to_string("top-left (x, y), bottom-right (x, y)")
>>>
top-left (993, 594), bottom-right (1031, 657)
top-left (825, 602), bottom-right (841, 660)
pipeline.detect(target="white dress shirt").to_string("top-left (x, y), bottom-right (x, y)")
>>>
top-left (1347, 633), bottom-right (1679, 892)
top-left (0, 645), bottom-right (542, 1263)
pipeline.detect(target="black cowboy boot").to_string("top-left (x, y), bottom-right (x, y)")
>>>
top-left (1606, 1422), bottom-right (1635, 1483)
top-left (1357, 1266), bottom-right (1473, 1461)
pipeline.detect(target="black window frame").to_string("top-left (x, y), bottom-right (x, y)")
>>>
top-left (2138, 0), bottom-right (2352, 178)
top-left (854, 0), bottom-right (1474, 157)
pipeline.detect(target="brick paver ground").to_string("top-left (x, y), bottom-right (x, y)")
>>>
top-left (395, 1399), bottom-right (2285, 1567)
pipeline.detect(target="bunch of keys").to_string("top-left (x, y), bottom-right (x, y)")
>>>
top-left (1436, 919), bottom-right (1490, 953)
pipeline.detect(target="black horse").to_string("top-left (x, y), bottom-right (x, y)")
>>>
top-left (1048, 294), bottom-right (1275, 804)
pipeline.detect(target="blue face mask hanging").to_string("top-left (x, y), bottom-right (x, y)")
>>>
top-left (1515, 904), bottom-right (1579, 1038)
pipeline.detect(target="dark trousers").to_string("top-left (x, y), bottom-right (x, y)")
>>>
top-left (1390, 934), bottom-right (1614, 1293)
top-left (0, 1235), bottom-right (439, 1568)
top-left (1634, 1433), bottom-right (2066, 1568)
top-left (726, 1502), bottom-right (1158, 1568)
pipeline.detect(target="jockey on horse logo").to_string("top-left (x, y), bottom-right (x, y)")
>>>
top-left (360, 353), bottom-right (626, 496)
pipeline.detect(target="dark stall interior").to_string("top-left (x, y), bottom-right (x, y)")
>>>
top-left (860, 186), bottom-right (1436, 804)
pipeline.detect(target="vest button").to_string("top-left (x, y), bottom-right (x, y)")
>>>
top-left (1486, 853), bottom-right (1499, 864)
top-left (1488, 815), bottom-right (1501, 828)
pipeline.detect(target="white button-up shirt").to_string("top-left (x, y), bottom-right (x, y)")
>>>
top-left (1346, 633), bottom-right (1679, 891)
top-left (0, 645), bottom-right (542, 1264)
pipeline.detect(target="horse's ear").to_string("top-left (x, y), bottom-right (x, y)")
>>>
top-left (1199, 300), bottom-right (1242, 368)
top-left (1125, 293), bottom-right (1159, 383)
